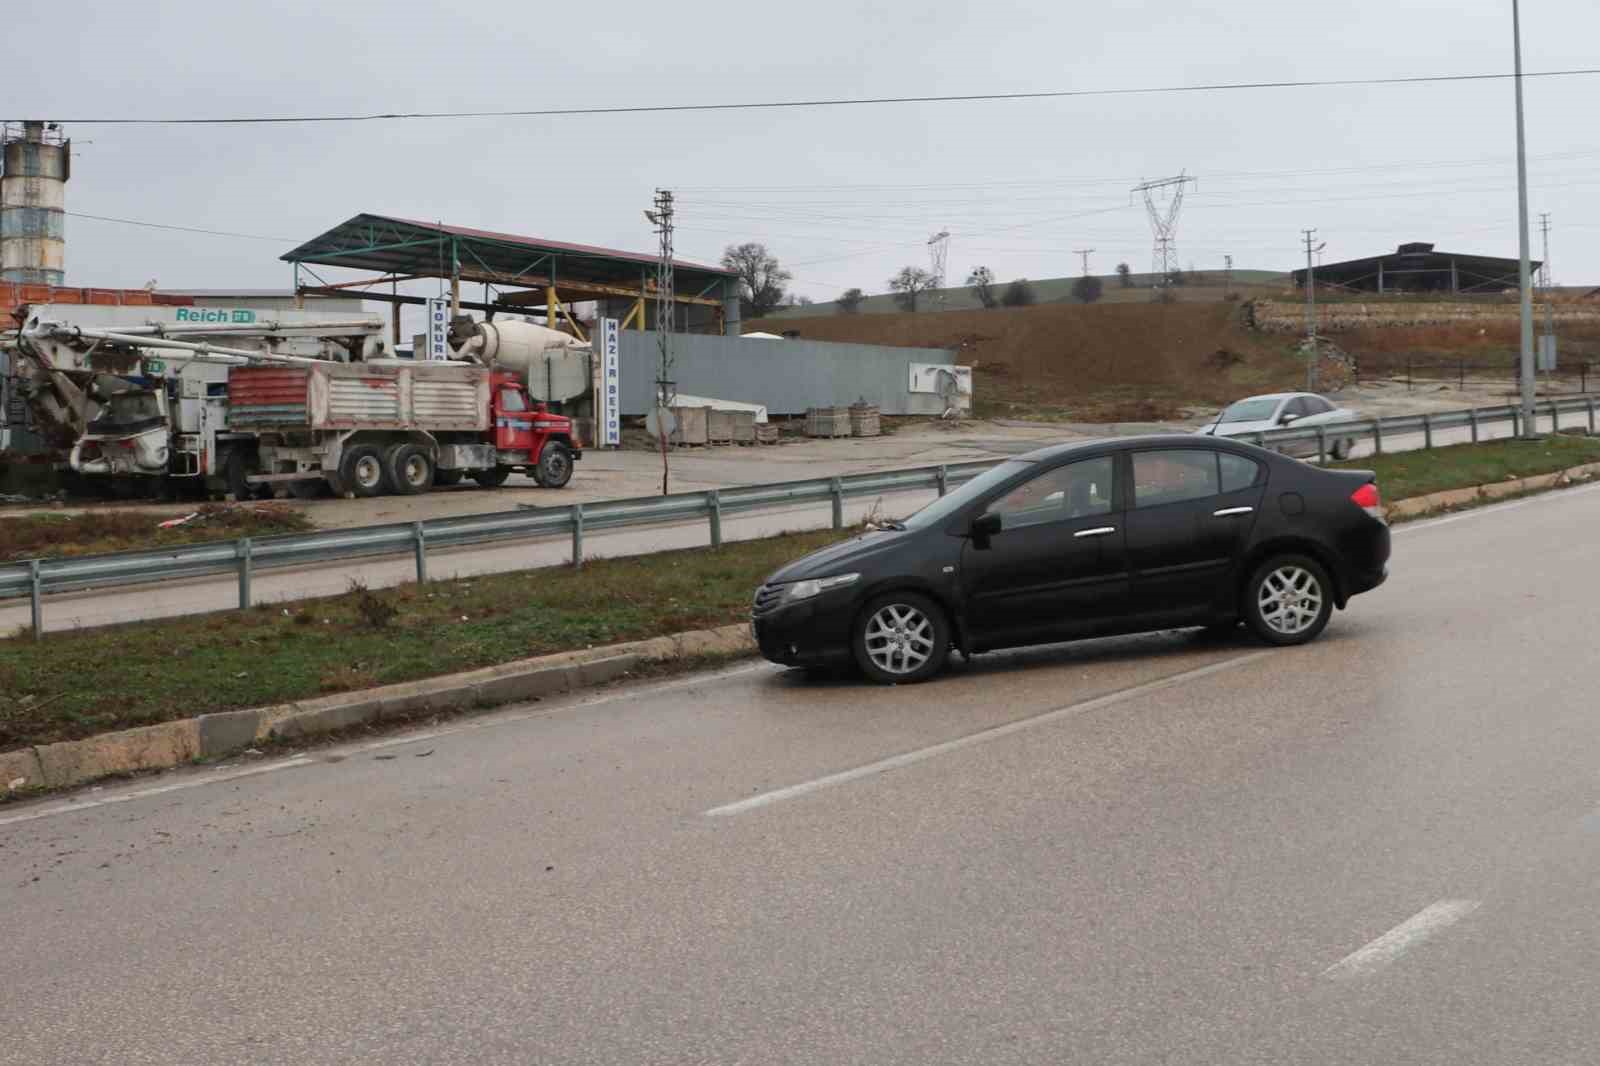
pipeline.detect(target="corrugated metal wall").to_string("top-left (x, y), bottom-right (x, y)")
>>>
top-left (616, 330), bottom-right (963, 417)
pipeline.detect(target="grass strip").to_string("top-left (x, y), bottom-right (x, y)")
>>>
top-left (0, 504), bottom-right (312, 563)
top-left (1330, 434), bottom-right (1600, 500)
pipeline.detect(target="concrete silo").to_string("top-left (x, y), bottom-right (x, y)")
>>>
top-left (1, 121), bottom-right (70, 285)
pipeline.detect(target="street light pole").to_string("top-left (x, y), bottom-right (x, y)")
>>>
top-left (1513, 0), bottom-right (1537, 437)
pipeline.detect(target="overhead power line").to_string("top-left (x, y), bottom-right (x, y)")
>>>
top-left (48, 68), bottom-right (1600, 125)
top-left (67, 210), bottom-right (296, 243)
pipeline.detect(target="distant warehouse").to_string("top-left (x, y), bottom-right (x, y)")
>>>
top-left (1292, 242), bottom-right (1541, 295)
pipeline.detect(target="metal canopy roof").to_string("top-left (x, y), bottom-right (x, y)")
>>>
top-left (281, 213), bottom-right (734, 297)
top-left (1292, 242), bottom-right (1541, 294)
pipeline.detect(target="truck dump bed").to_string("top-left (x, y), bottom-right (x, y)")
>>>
top-left (230, 360), bottom-right (488, 432)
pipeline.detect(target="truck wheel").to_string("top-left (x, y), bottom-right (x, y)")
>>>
top-left (434, 469), bottom-right (464, 487)
top-left (225, 450), bottom-right (264, 502)
top-left (340, 445), bottom-right (387, 498)
top-left (533, 441), bottom-right (574, 488)
top-left (384, 443), bottom-right (434, 495)
top-left (472, 465), bottom-right (511, 488)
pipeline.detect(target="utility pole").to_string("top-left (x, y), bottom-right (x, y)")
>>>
top-left (1223, 254), bottom-right (1233, 300)
top-left (645, 189), bottom-right (676, 493)
top-left (1513, 0), bottom-right (1536, 436)
top-left (1073, 249), bottom-right (1096, 276)
top-left (1538, 212), bottom-right (1556, 382)
top-left (1302, 228), bottom-right (1326, 391)
top-left (927, 230), bottom-right (950, 310)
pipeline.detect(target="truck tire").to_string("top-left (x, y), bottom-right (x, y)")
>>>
top-left (533, 441), bottom-right (574, 489)
top-left (340, 444), bottom-right (387, 498)
top-left (225, 450), bottom-right (264, 502)
top-left (384, 442), bottom-right (434, 495)
top-left (472, 465), bottom-right (512, 488)
top-left (434, 469), bottom-right (464, 487)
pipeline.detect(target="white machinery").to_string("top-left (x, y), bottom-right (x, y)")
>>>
top-left (423, 317), bottom-right (593, 404)
top-left (12, 303), bottom-right (389, 488)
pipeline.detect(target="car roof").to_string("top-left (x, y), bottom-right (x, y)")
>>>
top-left (1012, 433), bottom-right (1270, 465)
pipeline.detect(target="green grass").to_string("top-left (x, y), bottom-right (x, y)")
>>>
top-left (0, 504), bottom-right (313, 563)
top-left (1331, 434), bottom-right (1600, 500)
top-left (0, 528), bottom-right (847, 751)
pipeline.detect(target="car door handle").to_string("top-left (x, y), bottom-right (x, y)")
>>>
top-left (1213, 506), bottom-right (1254, 517)
top-left (1074, 526), bottom-right (1118, 538)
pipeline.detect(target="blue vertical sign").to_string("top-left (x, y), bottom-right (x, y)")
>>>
top-left (427, 297), bottom-right (450, 360)
top-left (601, 318), bottom-right (621, 447)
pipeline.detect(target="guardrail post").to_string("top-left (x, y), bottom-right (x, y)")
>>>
top-left (830, 477), bottom-right (844, 530)
top-left (1316, 426), bottom-right (1327, 464)
top-left (571, 503), bottom-right (585, 569)
top-left (1511, 408), bottom-right (1521, 438)
top-left (1253, 432), bottom-right (1265, 448)
top-left (236, 537), bottom-right (253, 610)
top-left (412, 522), bottom-right (428, 583)
top-left (1422, 414), bottom-right (1433, 450)
top-left (1550, 401), bottom-right (1560, 435)
top-left (1372, 421), bottom-right (1383, 455)
top-left (1588, 398), bottom-right (1596, 436)
top-left (937, 465), bottom-right (949, 497)
top-left (708, 490), bottom-right (723, 549)
top-left (29, 559), bottom-right (43, 640)
top-left (1469, 407), bottom-right (1479, 443)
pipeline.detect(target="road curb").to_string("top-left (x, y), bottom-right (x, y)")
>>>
top-left (2, 623), bottom-right (756, 794)
top-left (1384, 460), bottom-right (1600, 520)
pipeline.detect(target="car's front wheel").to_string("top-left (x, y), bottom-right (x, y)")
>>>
top-left (852, 592), bottom-right (950, 684)
top-left (1244, 555), bottom-right (1333, 646)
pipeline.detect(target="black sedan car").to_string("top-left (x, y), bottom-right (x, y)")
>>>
top-left (752, 435), bottom-right (1389, 684)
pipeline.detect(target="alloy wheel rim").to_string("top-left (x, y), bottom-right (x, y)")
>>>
top-left (863, 603), bottom-right (935, 675)
top-left (1258, 566), bottom-right (1323, 635)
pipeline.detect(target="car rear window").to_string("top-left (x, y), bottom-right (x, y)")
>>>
top-left (1219, 453), bottom-right (1262, 493)
top-left (1133, 450), bottom-right (1220, 507)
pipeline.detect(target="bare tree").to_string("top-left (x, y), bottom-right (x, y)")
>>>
top-left (1116, 262), bottom-right (1134, 288)
top-left (1001, 279), bottom-right (1037, 307)
top-left (967, 266), bottom-right (997, 308)
top-left (720, 242), bottom-right (792, 318)
top-left (888, 266), bottom-right (936, 311)
top-left (837, 287), bottom-right (866, 313)
top-left (1071, 275), bottom-right (1104, 304)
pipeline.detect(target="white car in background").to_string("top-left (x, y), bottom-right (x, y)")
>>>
top-left (1198, 392), bottom-right (1359, 460)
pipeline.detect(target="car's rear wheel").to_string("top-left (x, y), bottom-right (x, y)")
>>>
top-left (852, 591), bottom-right (950, 684)
top-left (1244, 555), bottom-right (1333, 646)
top-left (1330, 437), bottom-right (1353, 461)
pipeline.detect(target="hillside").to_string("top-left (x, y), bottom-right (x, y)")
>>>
top-left (748, 301), bottom-right (1304, 420)
top-left (772, 270), bottom-right (1290, 318)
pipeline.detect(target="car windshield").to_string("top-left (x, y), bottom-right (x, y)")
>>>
top-left (900, 459), bottom-right (1035, 531)
top-left (1218, 398), bottom-right (1282, 423)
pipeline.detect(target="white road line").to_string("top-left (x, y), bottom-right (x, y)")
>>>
top-left (1321, 899), bottom-right (1482, 981)
top-left (704, 651), bottom-right (1272, 817)
top-left (0, 755), bottom-right (312, 829)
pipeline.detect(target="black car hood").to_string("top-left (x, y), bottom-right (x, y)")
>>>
top-left (765, 529), bottom-right (912, 584)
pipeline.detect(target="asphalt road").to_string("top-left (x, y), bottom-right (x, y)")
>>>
top-left (6, 481), bottom-right (1600, 1063)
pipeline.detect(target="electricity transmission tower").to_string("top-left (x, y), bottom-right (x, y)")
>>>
top-left (1539, 212), bottom-right (1555, 375)
top-left (1132, 173), bottom-right (1197, 300)
top-left (927, 230), bottom-right (950, 308)
top-left (645, 189), bottom-right (676, 493)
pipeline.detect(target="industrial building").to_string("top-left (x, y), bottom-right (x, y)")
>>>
top-left (1292, 242), bottom-right (1540, 295)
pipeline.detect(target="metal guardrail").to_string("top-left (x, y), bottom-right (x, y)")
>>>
top-left (4, 396), bottom-right (1596, 638)
top-left (0, 459), bottom-right (1001, 637)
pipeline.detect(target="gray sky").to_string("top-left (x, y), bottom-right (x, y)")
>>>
top-left (12, 0), bottom-right (1600, 323)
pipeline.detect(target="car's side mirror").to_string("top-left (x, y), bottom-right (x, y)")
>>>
top-left (971, 511), bottom-right (1002, 549)
top-left (1279, 412), bottom-right (1300, 426)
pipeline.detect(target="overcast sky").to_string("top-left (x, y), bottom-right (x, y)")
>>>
top-left (11, 0), bottom-right (1600, 327)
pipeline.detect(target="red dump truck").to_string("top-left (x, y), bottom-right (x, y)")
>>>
top-left (227, 360), bottom-right (579, 498)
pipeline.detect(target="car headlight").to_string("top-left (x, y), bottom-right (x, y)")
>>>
top-left (784, 573), bottom-right (861, 601)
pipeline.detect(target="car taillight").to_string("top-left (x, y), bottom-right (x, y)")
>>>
top-left (1350, 481), bottom-right (1382, 518)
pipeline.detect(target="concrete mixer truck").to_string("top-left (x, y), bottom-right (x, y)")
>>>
top-left (15, 306), bottom-right (585, 498)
